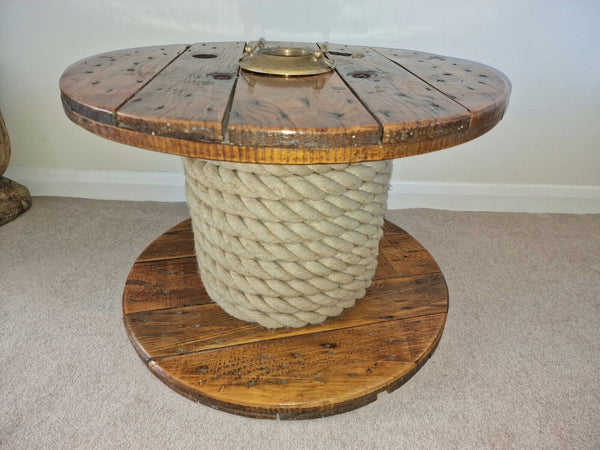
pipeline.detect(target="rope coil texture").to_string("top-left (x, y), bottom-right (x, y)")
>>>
top-left (183, 158), bottom-right (392, 328)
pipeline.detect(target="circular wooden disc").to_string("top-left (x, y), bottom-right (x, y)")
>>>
top-left (123, 219), bottom-right (448, 419)
top-left (61, 42), bottom-right (510, 164)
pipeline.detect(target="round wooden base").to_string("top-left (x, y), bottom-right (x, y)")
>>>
top-left (123, 219), bottom-right (448, 419)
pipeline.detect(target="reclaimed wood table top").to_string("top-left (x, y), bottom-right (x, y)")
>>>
top-left (60, 41), bottom-right (510, 164)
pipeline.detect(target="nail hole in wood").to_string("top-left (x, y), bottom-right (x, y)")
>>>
top-left (211, 73), bottom-right (232, 80)
top-left (351, 71), bottom-right (373, 79)
top-left (321, 343), bottom-right (338, 349)
top-left (193, 54), bottom-right (217, 59)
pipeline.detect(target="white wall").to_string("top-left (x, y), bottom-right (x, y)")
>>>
top-left (1, 0), bottom-right (599, 211)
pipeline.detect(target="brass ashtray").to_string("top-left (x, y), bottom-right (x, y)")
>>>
top-left (239, 38), bottom-right (335, 76)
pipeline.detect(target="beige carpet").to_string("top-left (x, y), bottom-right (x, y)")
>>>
top-left (1, 197), bottom-right (598, 449)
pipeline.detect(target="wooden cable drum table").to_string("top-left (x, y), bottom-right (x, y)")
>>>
top-left (60, 40), bottom-right (510, 419)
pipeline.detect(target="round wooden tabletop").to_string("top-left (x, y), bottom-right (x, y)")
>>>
top-left (60, 41), bottom-right (510, 164)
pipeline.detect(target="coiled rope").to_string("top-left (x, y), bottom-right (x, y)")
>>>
top-left (183, 158), bottom-right (392, 328)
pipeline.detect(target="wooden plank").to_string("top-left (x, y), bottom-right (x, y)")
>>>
top-left (382, 219), bottom-right (408, 236)
top-left (136, 229), bottom-right (195, 263)
top-left (124, 272), bottom-right (447, 360)
top-left (371, 250), bottom-right (399, 280)
top-left (166, 218), bottom-right (192, 233)
top-left (328, 44), bottom-right (470, 145)
top-left (117, 42), bottom-right (245, 142)
top-left (123, 257), bottom-right (209, 315)
top-left (149, 314), bottom-right (446, 419)
top-left (60, 45), bottom-right (188, 124)
top-left (377, 233), bottom-right (441, 278)
top-left (374, 48), bottom-right (511, 134)
top-left (227, 42), bottom-right (381, 148)
top-left (376, 222), bottom-right (440, 279)
top-left (378, 245), bottom-right (442, 278)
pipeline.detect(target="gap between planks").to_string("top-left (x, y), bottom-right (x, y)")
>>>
top-left (322, 43), bottom-right (386, 146)
top-left (123, 270), bottom-right (448, 362)
top-left (113, 45), bottom-right (191, 127)
top-left (145, 310), bottom-right (448, 364)
top-left (371, 47), bottom-right (475, 115)
top-left (220, 42), bottom-right (247, 144)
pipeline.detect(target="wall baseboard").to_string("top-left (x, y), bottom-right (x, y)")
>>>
top-left (4, 167), bottom-right (187, 202)
top-left (5, 167), bottom-right (600, 213)
top-left (387, 181), bottom-right (600, 214)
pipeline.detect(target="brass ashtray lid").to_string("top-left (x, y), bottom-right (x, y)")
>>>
top-left (239, 39), bottom-right (335, 76)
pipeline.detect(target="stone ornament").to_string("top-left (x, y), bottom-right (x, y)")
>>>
top-left (0, 112), bottom-right (32, 226)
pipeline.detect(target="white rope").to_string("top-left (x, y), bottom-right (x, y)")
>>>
top-left (183, 158), bottom-right (392, 328)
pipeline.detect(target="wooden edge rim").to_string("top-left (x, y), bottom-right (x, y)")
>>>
top-left (63, 106), bottom-right (506, 164)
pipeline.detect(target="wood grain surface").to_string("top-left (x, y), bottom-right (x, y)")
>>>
top-left (60, 45), bottom-right (188, 125)
top-left (327, 44), bottom-right (470, 145)
top-left (60, 42), bottom-right (510, 163)
top-left (123, 219), bottom-right (448, 419)
top-left (117, 42), bottom-right (244, 142)
top-left (374, 47), bottom-right (511, 139)
top-left (227, 70), bottom-right (380, 149)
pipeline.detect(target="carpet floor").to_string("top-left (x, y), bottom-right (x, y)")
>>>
top-left (1, 197), bottom-right (598, 449)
